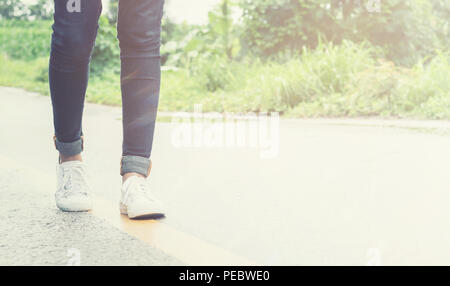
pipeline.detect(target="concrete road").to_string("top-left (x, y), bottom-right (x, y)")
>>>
top-left (1, 86), bottom-right (450, 265)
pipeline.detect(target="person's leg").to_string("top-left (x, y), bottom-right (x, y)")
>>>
top-left (117, 0), bottom-right (165, 179)
top-left (50, 0), bottom-right (102, 161)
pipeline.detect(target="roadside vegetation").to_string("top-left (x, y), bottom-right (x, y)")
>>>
top-left (0, 0), bottom-right (449, 118)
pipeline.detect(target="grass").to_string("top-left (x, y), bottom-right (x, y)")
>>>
top-left (0, 55), bottom-right (49, 95)
top-left (1, 48), bottom-right (449, 119)
top-left (0, 53), bottom-right (121, 105)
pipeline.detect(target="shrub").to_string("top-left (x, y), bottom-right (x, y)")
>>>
top-left (90, 16), bottom-right (120, 76)
top-left (0, 18), bottom-right (120, 76)
top-left (393, 51), bottom-right (450, 118)
top-left (240, 0), bottom-right (446, 66)
top-left (0, 19), bottom-right (51, 60)
top-left (216, 41), bottom-right (378, 113)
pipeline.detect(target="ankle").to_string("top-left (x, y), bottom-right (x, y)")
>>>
top-left (60, 153), bottom-right (82, 163)
top-left (122, 172), bottom-right (145, 183)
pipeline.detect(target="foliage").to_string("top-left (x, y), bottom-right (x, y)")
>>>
top-left (162, 0), bottom-right (240, 68)
top-left (0, 16), bottom-right (119, 76)
top-left (0, 0), bottom-right (449, 120)
top-left (213, 41), bottom-right (380, 113)
top-left (0, 19), bottom-right (51, 60)
top-left (0, 0), bottom-right (24, 19)
top-left (0, 0), bottom-right (52, 20)
top-left (240, 0), bottom-right (329, 57)
top-left (90, 16), bottom-right (120, 75)
top-left (107, 0), bottom-right (118, 24)
top-left (28, 0), bottom-right (53, 20)
top-left (240, 0), bottom-right (448, 65)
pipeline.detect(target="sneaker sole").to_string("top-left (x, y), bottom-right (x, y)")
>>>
top-left (120, 203), bottom-right (165, 220)
top-left (56, 203), bottom-right (92, 212)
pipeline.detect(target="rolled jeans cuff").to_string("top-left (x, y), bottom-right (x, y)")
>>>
top-left (121, 155), bottom-right (151, 177)
top-left (54, 136), bottom-right (83, 156)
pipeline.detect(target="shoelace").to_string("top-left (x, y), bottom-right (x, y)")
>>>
top-left (123, 177), bottom-right (155, 204)
top-left (62, 164), bottom-right (89, 196)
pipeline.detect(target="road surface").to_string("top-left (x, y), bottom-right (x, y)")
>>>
top-left (1, 86), bottom-right (450, 265)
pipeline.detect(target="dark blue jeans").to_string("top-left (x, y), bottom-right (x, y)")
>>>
top-left (50, 0), bottom-right (164, 176)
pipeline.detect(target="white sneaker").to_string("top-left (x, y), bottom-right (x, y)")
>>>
top-left (55, 160), bottom-right (93, 212)
top-left (120, 176), bottom-right (165, 219)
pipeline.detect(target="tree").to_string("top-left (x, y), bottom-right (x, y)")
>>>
top-left (28, 0), bottom-right (53, 20)
top-left (239, 0), bottom-right (445, 65)
top-left (240, 0), bottom-right (334, 57)
top-left (107, 0), bottom-right (118, 24)
top-left (430, 0), bottom-right (450, 51)
top-left (207, 0), bottom-right (238, 60)
top-left (0, 0), bottom-right (24, 19)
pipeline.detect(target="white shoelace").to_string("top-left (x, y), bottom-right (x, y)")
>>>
top-left (122, 177), bottom-right (155, 204)
top-left (61, 164), bottom-right (89, 196)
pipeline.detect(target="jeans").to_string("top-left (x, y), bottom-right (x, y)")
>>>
top-left (49, 0), bottom-right (164, 176)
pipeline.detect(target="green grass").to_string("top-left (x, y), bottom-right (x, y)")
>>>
top-left (1, 48), bottom-right (449, 119)
top-left (0, 55), bottom-right (49, 95)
